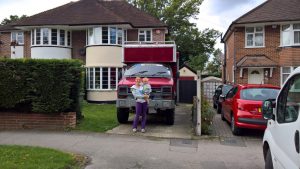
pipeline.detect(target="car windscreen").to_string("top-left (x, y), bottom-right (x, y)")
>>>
top-left (241, 88), bottom-right (279, 101)
top-left (124, 64), bottom-right (172, 78)
top-left (222, 85), bottom-right (233, 95)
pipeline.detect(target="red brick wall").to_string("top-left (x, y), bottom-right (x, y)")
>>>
top-left (24, 31), bottom-right (31, 58)
top-left (0, 32), bottom-right (11, 58)
top-left (225, 31), bottom-right (235, 83)
top-left (152, 29), bottom-right (165, 41)
top-left (279, 48), bottom-right (300, 66)
top-left (0, 112), bottom-right (76, 130)
top-left (72, 30), bottom-right (86, 63)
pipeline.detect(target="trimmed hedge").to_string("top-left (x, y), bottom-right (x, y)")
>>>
top-left (0, 59), bottom-right (83, 116)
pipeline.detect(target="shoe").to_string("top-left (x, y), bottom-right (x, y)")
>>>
top-left (132, 128), bottom-right (137, 132)
top-left (141, 129), bottom-right (145, 133)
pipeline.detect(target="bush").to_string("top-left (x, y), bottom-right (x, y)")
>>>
top-left (201, 97), bottom-right (216, 135)
top-left (0, 59), bottom-right (83, 116)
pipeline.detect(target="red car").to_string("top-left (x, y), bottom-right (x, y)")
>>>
top-left (221, 84), bottom-right (280, 135)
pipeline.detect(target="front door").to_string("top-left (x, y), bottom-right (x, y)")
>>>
top-left (271, 74), bottom-right (300, 168)
top-left (248, 68), bottom-right (264, 84)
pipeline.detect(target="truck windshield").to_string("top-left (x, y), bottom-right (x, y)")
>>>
top-left (241, 88), bottom-right (279, 101)
top-left (124, 64), bottom-right (172, 78)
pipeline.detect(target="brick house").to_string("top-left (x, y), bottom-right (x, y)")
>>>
top-left (0, 0), bottom-right (168, 102)
top-left (222, 0), bottom-right (300, 87)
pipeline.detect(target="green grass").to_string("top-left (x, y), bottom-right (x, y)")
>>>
top-left (76, 102), bottom-right (118, 132)
top-left (0, 145), bottom-right (84, 169)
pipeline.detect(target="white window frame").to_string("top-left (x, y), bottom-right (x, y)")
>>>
top-left (245, 26), bottom-right (265, 48)
top-left (138, 29), bottom-right (152, 42)
top-left (87, 26), bottom-right (123, 46)
top-left (11, 31), bottom-right (24, 45)
top-left (31, 28), bottom-right (71, 47)
top-left (86, 67), bottom-right (121, 91)
top-left (281, 66), bottom-right (299, 86)
top-left (281, 23), bottom-right (300, 46)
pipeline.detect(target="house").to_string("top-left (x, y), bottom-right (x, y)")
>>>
top-left (222, 0), bottom-right (300, 86)
top-left (0, 0), bottom-right (169, 102)
top-left (179, 64), bottom-right (197, 80)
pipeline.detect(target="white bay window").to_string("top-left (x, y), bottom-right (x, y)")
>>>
top-left (281, 23), bottom-right (300, 46)
top-left (245, 26), bottom-right (264, 47)
top-left (31, 28), bottom-right (71, 47)
top-left (87, 67), bottom-right (123, 90)
top-left (87, 26), bottom-right (123, 46)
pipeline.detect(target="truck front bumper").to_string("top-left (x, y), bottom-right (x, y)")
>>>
top-left (116, 99), bottom-right (175, 110)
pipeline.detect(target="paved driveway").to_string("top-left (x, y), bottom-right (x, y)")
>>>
top-left (107, 104), bottom-right (193, 139)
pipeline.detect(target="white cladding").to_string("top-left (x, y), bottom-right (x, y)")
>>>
top-left (31, 47), bottom-right (71, 59)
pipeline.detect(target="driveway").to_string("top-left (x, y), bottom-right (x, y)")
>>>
top-left (107, 104), bottom-right (193, 139)
top-left (0, 131), bottom-right (264, 169)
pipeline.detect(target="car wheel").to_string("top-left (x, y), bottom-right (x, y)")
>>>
top-left (221, 109), bottom-right (226, 121)
top-left (265, 149), bottom-right (273, 169)
top-left (117, 108), bottom-right (129, 124)
top-left (231, 115), bottom-right (241, 135)
top-left (165, 109), bottom-right (175, 125)
top-left (217, 104), bottom-right (222, 114)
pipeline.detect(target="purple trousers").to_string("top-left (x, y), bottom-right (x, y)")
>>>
top-left (132, 102), bottom-right (148, 129)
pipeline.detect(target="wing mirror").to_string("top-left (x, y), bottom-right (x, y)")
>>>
top-left (262, 99), bottom-right (276, 120)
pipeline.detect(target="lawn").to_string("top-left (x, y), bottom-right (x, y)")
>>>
top-left (0, 145), bottom-right (85, 169)
top-left (76, 101), bottom-right (118, 132)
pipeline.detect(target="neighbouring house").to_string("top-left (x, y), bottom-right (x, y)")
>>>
top-left (179, 64), bottom-right (197, 80)
top-left (222, 0), bottom-right (300, 86)
top-left (0, 0), bottom-right (169, 102)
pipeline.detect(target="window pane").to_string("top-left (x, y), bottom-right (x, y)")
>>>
top-left (89, 68), bottom-right (94, 89)
top-left (118, 68), bottom-right (123, 81)
top-left (36, 29), bottom-right (41, 45)
top-left (146, 30), bottom-right (151, 41)
top-left (67, 31), bottom-right (71, 46)
top-left (139, 34), bottom-right (145, 41)
top-left (42, 28), bottom-right (49, 45)
top-left (294, 31), bottom-right (300, 44)
top-left (124, 30), bottom-right (127, 42)
top-left (283, 74), bottom-right (290, 84)
top-left (60, 30), bottom-right (65, 46)
top-left (282, 31), bottom-right (290, 45)
top-left (51, 29), bottom-right (57, 45)
top-left (117, 28), bottom-right (123, 45)
top-left (11, 32), bottom-right (16, 42)
top-left (110, 27), bottom-right (116, 44)
top-left (282, 24), bottom-right (291, 31)
top-left (246, 34), bottom-right (254, 46)
top-left (102, 68), bottom-right (108, 89)
top-left (31, 30), bottom-right (35, 45)
top-left (256, 26), bottom-right (263, 32)
top-left (255, 33), bottom-right (263, 46)
top-left (283, 67), bottom-right (291, 73)
top-left (110, 68), bottom-right (116, 89)
top-left (17, 32), bottom-right (24, 44)
top-left (94, 27), bottom-right (101, 44)
top-left (88, 28), bottom-right (94, 45)
top-left (102, 27), bottom-right (108, 44)
top-left (246, 27), bottom-right (254, 33)
top-left (95, 68), bottom-right (101, 89)
top-left (293, 24), bottom-right (300, 30)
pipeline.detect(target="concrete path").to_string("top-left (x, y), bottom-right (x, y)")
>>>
top-left (0, 131), bottom-right (264, 169)
top-left (107, 104), bottom-right (193, 139)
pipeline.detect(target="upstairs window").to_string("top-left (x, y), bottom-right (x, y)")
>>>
top-left (11, 32), bottom-right (24, 45)
top-left (282, 23), bottom-right (300, 46)
top-left (31, 28), bottom-right (70, 47)
top-left (245, 26), bottom-right (264, 47)
top-left (87, 26), bottom-right (123, 46)
top-left (139, 29), bottom-right (152, 42)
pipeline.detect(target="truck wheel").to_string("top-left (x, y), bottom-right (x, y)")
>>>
top-left (165, 109), bottom-right (175, 125)
top-left (231, 115), bottom-right (241, 135)
top-left (117, 108), bottom-right (129, 124)
top-left (265, 149), bottom-right (273, 169)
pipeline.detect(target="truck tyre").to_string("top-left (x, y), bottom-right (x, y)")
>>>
top-left (231, 115), bottom-right (241, 135)
top-left (117, 108), bottom-right (129, 124)
top-left (265, 149), bottom-right (273, 169)
top-left (165, 109), bottom-right (175, 125)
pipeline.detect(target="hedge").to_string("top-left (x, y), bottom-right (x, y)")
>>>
top-left (0, 59), bottom-right (83, 116)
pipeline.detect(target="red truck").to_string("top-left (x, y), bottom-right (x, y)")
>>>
top-left (116, 41), bottom-right (178, 125)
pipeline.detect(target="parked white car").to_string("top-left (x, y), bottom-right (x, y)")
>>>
top-left (262, 67), bottom-right (300, 169)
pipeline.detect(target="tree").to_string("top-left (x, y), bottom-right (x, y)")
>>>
top-left (205, 49), bottom-right (223, 76)
top-left (1, 15), bottom-right (27, 25)
top-left (127, 0), bottom-right (220, 68)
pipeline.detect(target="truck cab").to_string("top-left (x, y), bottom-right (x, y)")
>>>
top-left (262, 67), bottom-right (300, 169)
top-left (116, 41), bottom-right (178, 125)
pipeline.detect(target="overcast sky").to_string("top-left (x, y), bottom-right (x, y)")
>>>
top-left (0, 0), bottom-right (266, 50)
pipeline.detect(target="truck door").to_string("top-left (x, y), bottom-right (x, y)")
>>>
top-left (272, 74), bottom-right (300, 169)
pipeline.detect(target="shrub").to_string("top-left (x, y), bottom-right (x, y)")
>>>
top-left (201, 97), bottom-right (216, 135)
top-left (0, 59), bottom-right (83, 116)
